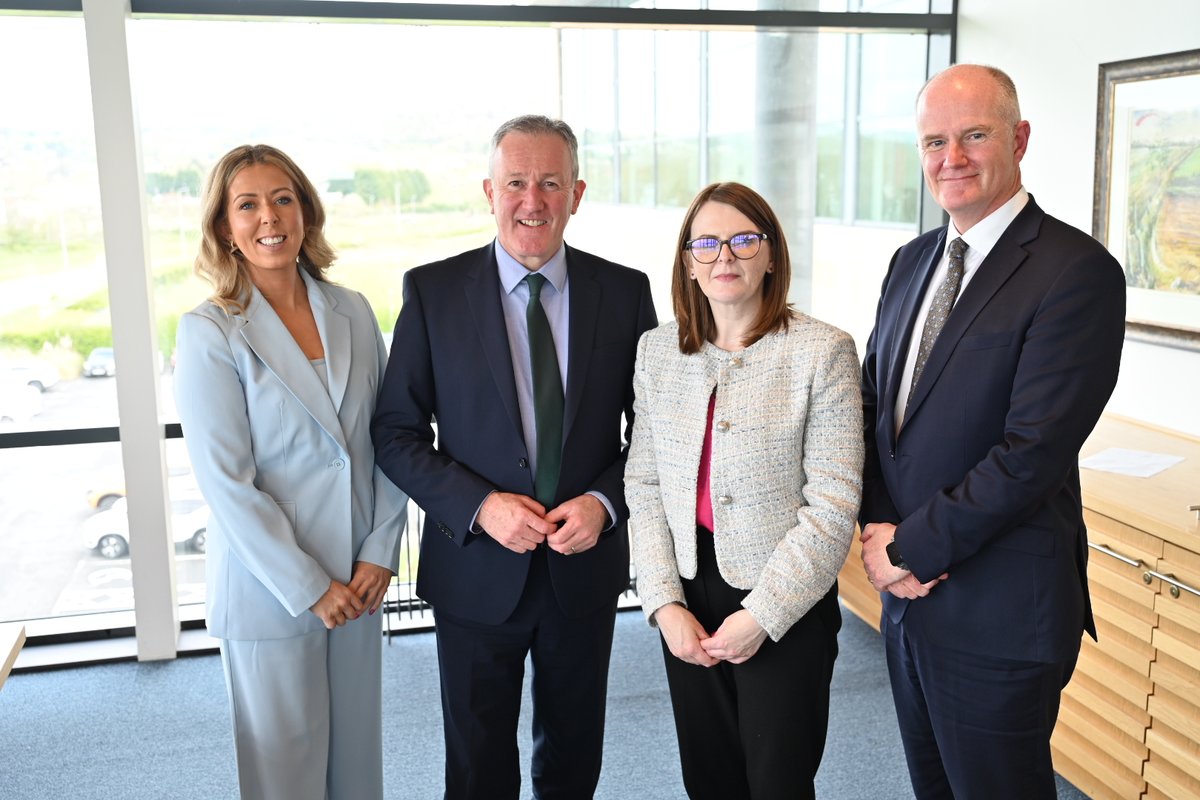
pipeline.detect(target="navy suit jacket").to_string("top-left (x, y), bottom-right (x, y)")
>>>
top-left (861, 196), bottom-right (1125, 663)
top-left (373, 242), bottom-right (657, 625)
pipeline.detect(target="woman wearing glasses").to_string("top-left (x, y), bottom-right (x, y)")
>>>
top-left (626, 182), bottom-right (863, 799)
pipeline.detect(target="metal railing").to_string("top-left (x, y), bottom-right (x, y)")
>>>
top-left (382, 501), bottom-right (644, 640)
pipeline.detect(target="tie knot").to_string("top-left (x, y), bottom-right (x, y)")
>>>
top-left (525, 272), bottom-right (547, 300)
top-left (948, 237), bottom-right (967, 263)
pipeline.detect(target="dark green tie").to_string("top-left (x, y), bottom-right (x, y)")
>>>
top-left (524, 273), bottom-right (563, 508)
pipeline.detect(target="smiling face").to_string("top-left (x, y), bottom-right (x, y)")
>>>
top-left (483, 132), bottom-right (586, 271)
top-left (688, 201), bottom-right (773, 316)
top-left (220, 162), bottom-right (306, 281)
top-left (917, 66), bottom-right (1030, 233)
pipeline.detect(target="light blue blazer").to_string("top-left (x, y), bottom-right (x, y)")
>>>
top-left (175, 269), bottom-right (407, 641)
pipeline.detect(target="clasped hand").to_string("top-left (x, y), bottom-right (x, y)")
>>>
top-left (655, 604), bottom-right (768, 667)
top-left (476, 491), bottom-right (607, 556)
top-left (860, 522), bottom-right (948, 599)
top-left (310, 561), bottom-right (394, 629)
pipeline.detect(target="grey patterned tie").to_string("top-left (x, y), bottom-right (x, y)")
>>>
top-left (907, 236), bottom-right (967, 406)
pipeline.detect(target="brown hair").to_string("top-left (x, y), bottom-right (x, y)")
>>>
top-left (195, 144), bottom-right (335, 313)
top-left (672, 182), bottom-right (793, 354)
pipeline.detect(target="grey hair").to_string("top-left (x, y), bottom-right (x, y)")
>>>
top-left (488, 115), bottom-right (580, 182)
top-left (919, 63), bottom-right (1022, 126)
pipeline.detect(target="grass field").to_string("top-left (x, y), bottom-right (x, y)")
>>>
top-left (0, 196), bottom-right (497, 367)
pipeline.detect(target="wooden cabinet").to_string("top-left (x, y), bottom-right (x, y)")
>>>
top-left (1, 623), bottom-right (24, 690)
top-left (837, 415), bottom-right (1200, 799)
top-left (1065, 416), bottom-right (1200, 800)
top-left (837, 532), bottom-right (881, 632)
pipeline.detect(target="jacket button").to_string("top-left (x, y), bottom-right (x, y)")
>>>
top-left (730, 357), bottom-right (743, 367)
top-left (519, 458), bottom-right (529, 469)
top-left (330, 458), bottom-right (346, 470)
top-left (716, 420), bottom-right (731, 433)
top-left (717, 495), bottom-right (732, 506)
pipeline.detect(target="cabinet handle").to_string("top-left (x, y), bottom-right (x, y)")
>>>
top-left (1141, 569), bottom-right (1200, 600)
top-left (1088, 542), bottom-right (1142, 568)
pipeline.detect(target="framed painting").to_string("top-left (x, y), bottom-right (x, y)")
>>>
top-left (1094, 48), bottom-right (1200, 350)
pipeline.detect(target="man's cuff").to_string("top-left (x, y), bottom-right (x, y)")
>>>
top-left (587, 491), bottom-right (616, 531)
top-left (469, 490), bottom-right (496, 535)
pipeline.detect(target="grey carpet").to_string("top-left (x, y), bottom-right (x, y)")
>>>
top-left (0, 608), bottom-right (1087, 799)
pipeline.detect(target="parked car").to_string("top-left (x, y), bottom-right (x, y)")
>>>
top-left (82, 347), bottom-right (117, 377)
top-left (86, 485), bottom-right (125, 511)
top-left (85, 465), bottom-right (194, 511)
top-left (82, 496), bottom-right (209, 559)
top-left (5, 358), bottom-right (60, 392)
top-left (0, 374), bottom-right (42, 424)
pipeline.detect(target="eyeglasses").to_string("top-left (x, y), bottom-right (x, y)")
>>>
top-left (684, 233), bottom-right (769, 264)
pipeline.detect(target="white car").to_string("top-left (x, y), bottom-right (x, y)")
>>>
top-left (82, 496), bottom-right (209, 559)
top-left (0, 374), bottom-right (42, 424)
top-left (5, 358), bottom-right (60, 392)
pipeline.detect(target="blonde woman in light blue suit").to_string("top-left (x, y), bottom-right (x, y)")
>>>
top-left (175, 144), bottom-right (407, 800)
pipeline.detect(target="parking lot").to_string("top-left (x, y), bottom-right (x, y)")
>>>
top-left (0, 374), bottom-right (207, 624)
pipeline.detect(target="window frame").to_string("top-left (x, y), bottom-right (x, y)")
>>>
top-left (0, 0), bottom-right (955, 661)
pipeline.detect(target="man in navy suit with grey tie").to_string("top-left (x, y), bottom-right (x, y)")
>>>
top-left (858, 65), bottom-right (1126, 799)
top-left (372, 115), bottom-right (656, 799)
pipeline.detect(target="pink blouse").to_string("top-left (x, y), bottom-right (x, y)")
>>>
top-left (696, 391), bottom-right (716, 532)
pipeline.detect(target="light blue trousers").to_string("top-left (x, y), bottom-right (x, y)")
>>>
top-left (221, 612), bottom-right (384, 800)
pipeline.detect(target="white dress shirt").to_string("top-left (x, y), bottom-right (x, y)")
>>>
top-left (894, 188), bottom-right (1030, 430)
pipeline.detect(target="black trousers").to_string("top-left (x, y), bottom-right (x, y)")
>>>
top-left (661, 528), bottom-right (841, 800)
top-left (433, 546), bottom-right (618, 800)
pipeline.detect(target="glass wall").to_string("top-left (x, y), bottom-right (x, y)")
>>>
top-left (0, 16), bottom-right (129, 625)
top-left (0, 440), bottom-right (205, 624)
top-left (0, 3), bottom-right (945, 641)
top-left (0, 16), bottom-right (115, 433)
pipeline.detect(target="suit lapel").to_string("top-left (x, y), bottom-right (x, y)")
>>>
top-left (885, 233), bottom-right (944, 435)
top-left (237, 276), bottom-right (349, 453)
top-left (463, 244), bottom-right (524, 437)
top-left (563, 246), bottom-right (598, 440)
top-left (904, 200), bottom-right (1044, 420)
top-left (307, 271), bottom-right (352, 414)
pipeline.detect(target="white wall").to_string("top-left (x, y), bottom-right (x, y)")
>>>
top-left (957, 0), bottom-right (1200, 436)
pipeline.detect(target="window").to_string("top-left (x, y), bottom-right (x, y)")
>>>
top-left (1, 2), bottom-right (950, 648)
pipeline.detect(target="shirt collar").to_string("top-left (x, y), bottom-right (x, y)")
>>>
top-left (951, 186), bottom-right (1029, 261)
top-left (495, 240), bottom-right (569, 295)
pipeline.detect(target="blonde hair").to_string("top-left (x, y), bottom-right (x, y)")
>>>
top-left (919, 63), bottom-right (1022, 127)
top-left (195, 144), bottom-right (335, 313)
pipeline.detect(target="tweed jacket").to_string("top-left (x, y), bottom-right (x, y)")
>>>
top-left (626, 315), bottom-right (863, 641)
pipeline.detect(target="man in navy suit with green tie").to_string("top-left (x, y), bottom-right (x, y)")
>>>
top-left (373, 115), bottom-right (657, 799)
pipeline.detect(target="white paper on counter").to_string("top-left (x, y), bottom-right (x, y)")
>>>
top-left (1079, 448), bottom-right (1184, 478)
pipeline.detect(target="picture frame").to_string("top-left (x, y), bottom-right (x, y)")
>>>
top-left (1094, 48), bottom-right (1200, 351)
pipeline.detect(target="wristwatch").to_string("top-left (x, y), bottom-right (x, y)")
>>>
top-left (886, 538), bottom-right (908, 571)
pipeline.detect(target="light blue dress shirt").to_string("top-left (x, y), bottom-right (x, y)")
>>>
top-left (489, 240), bottom-right (615, 525)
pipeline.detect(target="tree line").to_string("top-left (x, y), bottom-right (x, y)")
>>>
top-left (145, 167), bottom-right (431, 206)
